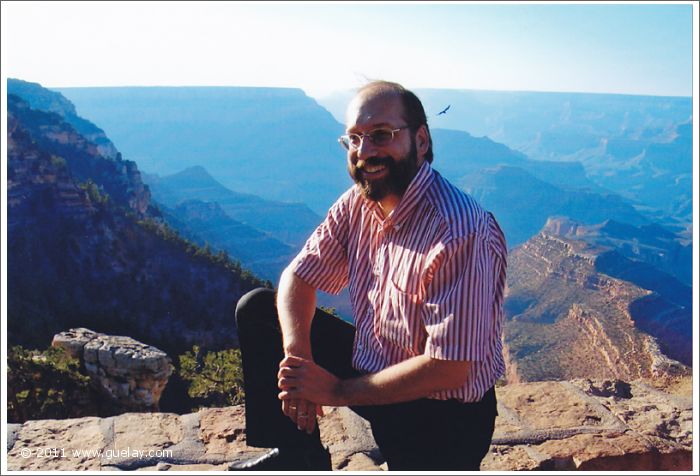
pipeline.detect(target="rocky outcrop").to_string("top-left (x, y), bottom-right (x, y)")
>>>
top-left (7, 378), bottom-right (691, 471)
top-left (8, 93), bottom-right (151, 217)
top-left (6, 109), bottom-right (96, 227)
top-left (52, 329), bottom-right (173, 411)
top-left (539, 217), bottom-right (692, 366)
top-left (504, 231), bottom-right (690, 383)
top-left (484, 378), bottom-right (692, 471)
top-left (8, 78), bottom-right (120, 162)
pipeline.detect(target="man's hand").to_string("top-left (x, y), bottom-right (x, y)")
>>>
top-left (281, 397), bottom-right (324, 434)
top-left (277, 355), bottom-right (327, 434)
top-left (278, 355), bottom-right (343, 407)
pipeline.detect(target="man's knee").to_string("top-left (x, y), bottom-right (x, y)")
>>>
top-left (235, 287), bottom-right (276, 328)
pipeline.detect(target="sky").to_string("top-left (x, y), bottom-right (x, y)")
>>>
top-left (1, 1), bottom-right (696, 98)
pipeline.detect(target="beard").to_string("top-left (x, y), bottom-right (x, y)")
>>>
top-left (348, 140), bottom-right (420, 202)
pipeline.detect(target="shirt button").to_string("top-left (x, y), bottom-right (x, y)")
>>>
top-left (357, 342), bottom-right (364, 351)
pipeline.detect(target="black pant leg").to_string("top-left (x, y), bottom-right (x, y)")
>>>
top-left (235, 287), bottom-right (357, 448)
top-left (236, 287), bottom-right (497, 469)
top-left (364, 387), bottom-right (497, 471)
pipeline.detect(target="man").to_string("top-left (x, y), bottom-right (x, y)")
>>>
top-left (232, 81), bottom-right (507, 471)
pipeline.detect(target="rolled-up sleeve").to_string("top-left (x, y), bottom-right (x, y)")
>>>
top-left (421, 233), bottom-right (497, 361)
top-left (291, 193), bottom-right (350, 295)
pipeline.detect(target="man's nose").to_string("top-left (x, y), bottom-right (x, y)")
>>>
top-left (355, 136), bottom-right (377, 160)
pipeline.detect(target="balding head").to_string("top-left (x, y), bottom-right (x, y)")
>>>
top-left (348, 81), bottom-right (433, 163)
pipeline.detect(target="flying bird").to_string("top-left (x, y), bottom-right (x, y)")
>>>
top-left (437, 105), bottom-right (451, 116)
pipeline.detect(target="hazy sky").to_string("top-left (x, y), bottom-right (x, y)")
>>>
top-left (1, 1), bottom-right (696, 98)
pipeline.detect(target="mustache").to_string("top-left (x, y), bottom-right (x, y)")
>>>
top-left (355, 156), bottom-right (393, 170)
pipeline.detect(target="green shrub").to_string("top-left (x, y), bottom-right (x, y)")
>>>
top-left (7, 345), bottom-right (97, 423)
top-left (78, 179), bottom-right (110, 206)
top-left (178, 345), bottom-right (245, 410)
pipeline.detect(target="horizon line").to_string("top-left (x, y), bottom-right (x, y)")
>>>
top-left (42, 83), bottom-right (693, 100)
top-left (7, 76), bottom-right (692, 100)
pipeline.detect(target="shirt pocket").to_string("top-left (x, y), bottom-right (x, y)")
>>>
top-left (379, 279), bottom-right (426, 354)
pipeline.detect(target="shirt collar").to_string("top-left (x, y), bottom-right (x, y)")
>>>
top-left (363, 161), bottom-right (434, 229)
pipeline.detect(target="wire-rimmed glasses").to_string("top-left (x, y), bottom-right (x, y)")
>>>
top-left (338, 125), bottom-right (409, 151)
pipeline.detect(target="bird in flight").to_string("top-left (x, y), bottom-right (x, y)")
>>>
top-left (437, 105), bottom-right (451, 116)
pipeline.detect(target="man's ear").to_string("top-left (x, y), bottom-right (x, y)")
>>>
top-left (415, 125), bottom-right (430, 159)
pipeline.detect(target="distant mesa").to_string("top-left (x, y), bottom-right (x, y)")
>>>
top-left (319, 87), bottom-right (692, 222)
top-left (460, 165), bottom-right (649, 246)
top-left (54, 84), bottom-right (352, 215)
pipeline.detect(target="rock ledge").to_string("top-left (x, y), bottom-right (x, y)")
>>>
top-left (6, 378), bottom-right (692, 471)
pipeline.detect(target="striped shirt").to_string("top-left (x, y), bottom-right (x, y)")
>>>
top-left (292, 162), bottom-right (507, 402)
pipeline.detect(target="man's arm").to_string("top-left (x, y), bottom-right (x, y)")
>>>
top-left (277, 265), bottom-right (316, 359)
top-left (276, 266), bottom-right (324, 433)
top-left (278, 354), bottom-right (472, 407)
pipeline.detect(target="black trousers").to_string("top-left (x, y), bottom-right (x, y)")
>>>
top-left (235, 288), bottom-right (497, 471)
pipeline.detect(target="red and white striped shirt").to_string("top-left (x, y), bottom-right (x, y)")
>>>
top-left (292, 162), bottom-right (507, 402)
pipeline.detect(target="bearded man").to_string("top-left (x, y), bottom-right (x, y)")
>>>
top-left (231, 81), bottom-right (507, 471)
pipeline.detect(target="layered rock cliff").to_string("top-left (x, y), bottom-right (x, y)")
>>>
top-left (8, 78), bottom-right (120, 160)
top-left (543, 216), bottom-right (691, 286)
top-left (504, 230), bottom-right (690, 384)
top-left (8, 92), bottom-right (150, 216)
top-left (7, 90), bottom-right (267, 356)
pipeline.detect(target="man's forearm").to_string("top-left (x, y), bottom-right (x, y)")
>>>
top-left (276, 267), bottom-right (323, 434)
top-left (276, 267), bottom-right (317, 359)
top-left (334, 355), bottom-right (471, 406)
top-left (279, 353), bottom-right (472, 407)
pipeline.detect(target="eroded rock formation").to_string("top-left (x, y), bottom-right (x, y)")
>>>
top-left (52, 328), bottom-right (173, 411)
top-left (504, 231), bottom-right (690, 383)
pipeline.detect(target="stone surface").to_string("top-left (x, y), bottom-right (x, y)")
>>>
top-left (52, 328), bottom-right (105, 359)
top-left (7, 417), bottom-right (110, 471)
top-left (6, 378), bottom-right (693, 471)
top-left (198, 406), bottom-right (259, 461)
top-left (83, 333), bottom-right (173, 411)
top-left (318, 406), bottom-right (383, 470)
top-left (484, 378), bottom-right (693, 471)
top-left (7, 423), bottom-right (22, 451)
top-left (113, 413), bottom-right (184, 454)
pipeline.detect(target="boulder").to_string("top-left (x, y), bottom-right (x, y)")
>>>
top-left (83, 335), bottom-right (173, 410)
top-left (52, 328), bottom-right (173, 411)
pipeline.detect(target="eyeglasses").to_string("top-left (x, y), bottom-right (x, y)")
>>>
top-left (338, 125), bottom-right (409, 151)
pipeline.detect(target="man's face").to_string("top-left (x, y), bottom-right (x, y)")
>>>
top-left (344, 93), bottom-right (423, 202)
